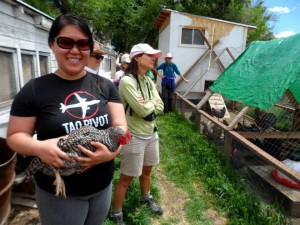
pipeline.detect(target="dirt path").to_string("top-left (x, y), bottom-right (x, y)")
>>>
top-left (151, 167), bottom-right (227, 225)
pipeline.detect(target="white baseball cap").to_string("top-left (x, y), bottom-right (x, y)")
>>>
top-left (130, 43), bottom-right (162, 59)
top-left (121, 53), bottom-right (131, 64)
top-left (165, 52), bottom-right (173, 58)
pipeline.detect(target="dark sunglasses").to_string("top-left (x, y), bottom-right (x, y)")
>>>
top-left (53, 37), bottom-right (91, 51)
top-left (91, 54), bottom-right (104, 60)
top-left (166, 57), bottom-right (172, 59)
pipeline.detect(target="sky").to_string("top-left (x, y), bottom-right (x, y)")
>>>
top-left (264, 0), bottom-right (300, 38)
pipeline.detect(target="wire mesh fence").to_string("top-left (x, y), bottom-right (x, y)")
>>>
top-left (175, 91), bottom-right (300, 187)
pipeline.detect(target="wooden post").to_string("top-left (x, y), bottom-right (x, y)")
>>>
top-left (174, 92), bottom-right (178, 111)
top-left (195, 109), bottom-right (201, 130)
top-left (224, 131), bottom-right (233, 160)
top-left (293, 108), bottom-right (300, 131)
top-left (181, 99), bottom-right (185, 115)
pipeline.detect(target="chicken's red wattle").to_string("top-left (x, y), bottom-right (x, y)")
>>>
top-left (117, 130), bottom-right (131, 145)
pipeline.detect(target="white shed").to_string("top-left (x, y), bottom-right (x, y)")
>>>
top-left (0, 0), bottom-right (54, 128)
top-left (155, 9), bottom-right (256, 99)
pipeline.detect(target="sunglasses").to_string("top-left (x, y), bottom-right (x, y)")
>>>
top-left (53, 37), bottom-right (91, 51)
top-left (166, 57), bottom-right (172, 59)
top-left (91, 54), bottom-right (104, 60)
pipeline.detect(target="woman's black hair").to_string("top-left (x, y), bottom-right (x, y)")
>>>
top-left (126, 53), bottom-right (144, 78)
top-left (48, 13), bottom-right (94, 52)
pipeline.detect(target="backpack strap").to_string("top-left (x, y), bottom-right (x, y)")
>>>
top-left (125, 103), bottom-right (132, 116)
top-left (123, 74), bottom-right (152, 116)
top-left (123, 74), bottom-right (136, 116)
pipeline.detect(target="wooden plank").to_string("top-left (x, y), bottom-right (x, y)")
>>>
top-left (197, 29), bottom-right (225, 71)
top-left (249, 166), bottom-right (300, 217)
top-left (238, 131), bottom-right (300, 139)
top-left (12, 192), bottom-right (36, 200)
top-left (275, 103), bottom-right (295, 111)
top-left (11, 195), bottom-right (37, 208)
top-left (196, 90), bottom-right (213, 109)
top-left (227, 106), bottom-right (249, 130)
top-left (226, 47), bottom-right (235, 61)
top-left (285, 90), bottom-right (298, 108)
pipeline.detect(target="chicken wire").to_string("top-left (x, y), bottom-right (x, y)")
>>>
top-left (234, 95), bottom-right (300, 162)
top-left (176, 93), bottom-right (300, 185)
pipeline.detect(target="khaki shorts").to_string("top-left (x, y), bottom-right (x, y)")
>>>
top-left (119, 133), bottom-right (159, 177)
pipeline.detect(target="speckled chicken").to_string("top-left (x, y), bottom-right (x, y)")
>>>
top-left (24, 126), bottom-right (131, 197)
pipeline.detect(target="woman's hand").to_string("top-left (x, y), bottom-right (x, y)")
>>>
top-left (137, 96), bottom-right (145, 105)
top-left (36, 137), bottom-right (74, 168)
top-left (75, 142), bottom-right (119, 172)
top-left (158, 74), bottom-right (165, 79)
top-left (181, 76), bottom-right (190, 83)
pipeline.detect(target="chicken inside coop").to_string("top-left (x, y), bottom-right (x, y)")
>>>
top-left (208, 93), bottom-right (230, 120)
top-left (254, 108), bottom-right (277, 130)
top-left (201, 121), bottom-right (223, 141)
top-left (212, 106), bottom-right (226, 119)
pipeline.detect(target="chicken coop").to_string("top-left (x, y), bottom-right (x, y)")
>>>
top-left (175, 33), bottom-right (300, 216)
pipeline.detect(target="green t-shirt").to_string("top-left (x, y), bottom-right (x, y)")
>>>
top-left (146, 70), bottom-right (156, 81)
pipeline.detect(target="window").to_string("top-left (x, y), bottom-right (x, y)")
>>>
top-left (103, 58), bottom-right (111, 72)
top-left (0, 49), bottom-right (50, 108)
top-left (0, 50), bottom-right (18, 103)
top-left (181, 28), bottom-right (205, 45)
top-left (39, 55), bottom-right (50, 75)
top-left (21, 53), bottom-right (36, 85)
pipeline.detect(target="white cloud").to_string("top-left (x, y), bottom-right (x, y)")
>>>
top-left (268, 6), bottom-right (292, 13)
top-left (275, 30), bottom-right (295, 38)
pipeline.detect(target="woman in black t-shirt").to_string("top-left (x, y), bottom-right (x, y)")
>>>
top-left (6, 14), bottom-right (127, 225)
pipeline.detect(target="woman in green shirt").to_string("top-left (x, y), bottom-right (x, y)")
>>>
top-left (110, 43), bottom-right (164, 224)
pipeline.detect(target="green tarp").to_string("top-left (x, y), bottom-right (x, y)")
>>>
top-left (210, 33), bottom-right (300, 110)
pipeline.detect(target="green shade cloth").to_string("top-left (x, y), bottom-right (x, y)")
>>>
top-left (210, 33), bottom-right (300, 110)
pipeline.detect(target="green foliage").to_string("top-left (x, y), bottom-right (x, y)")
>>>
top-left (22, 0), bottom-right (61, 17)
top-left (23, 0), bottom-right (277, 52)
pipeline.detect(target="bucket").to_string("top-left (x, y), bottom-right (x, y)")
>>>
top-left (0, 138), bottom-right (16, 225)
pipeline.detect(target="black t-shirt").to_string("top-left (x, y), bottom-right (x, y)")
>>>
top-left (10, 72), bottom-right (121, 196)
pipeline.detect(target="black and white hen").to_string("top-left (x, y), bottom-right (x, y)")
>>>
top-left (24, 126), bottom-right (131, 197)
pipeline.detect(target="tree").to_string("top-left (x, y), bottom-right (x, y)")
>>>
top-left (23, 0), bottom-right (277, 52)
